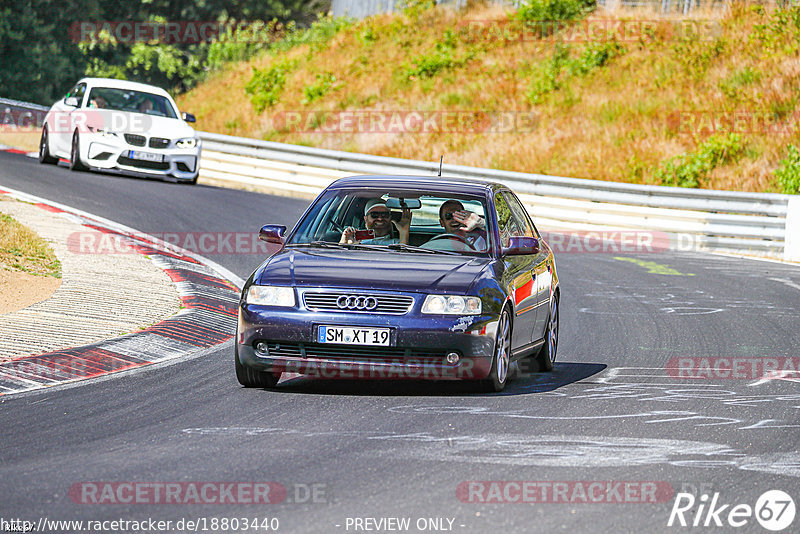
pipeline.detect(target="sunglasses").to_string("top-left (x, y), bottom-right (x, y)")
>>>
top-left (369, 211), bottom-right (391, 219)
top-left (443, 212), bottom-right (458, 220)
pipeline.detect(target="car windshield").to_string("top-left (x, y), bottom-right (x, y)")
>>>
top-left (288, 189), bottom-right (491, 255)
top-left (86, 87), bottom-right (178, 118)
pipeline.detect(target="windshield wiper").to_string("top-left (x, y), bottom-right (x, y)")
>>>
top-left (287, 241), bottom-right (349, 249)
top-left (384, 243), bottom-right (460, 255)
top-left (289, 241), bottom-right (382, 251)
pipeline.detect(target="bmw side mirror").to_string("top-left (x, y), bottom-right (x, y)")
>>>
top-left (64, 96), bottom-right (79, 107)
top-left (259, 224), bottom-right (287, 245)
top-left (182, 112), bottom-right (196, 123)
top-left (502, 236), bottom-right (539, 256)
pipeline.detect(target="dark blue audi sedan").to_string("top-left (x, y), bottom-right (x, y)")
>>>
top-left (236, 175), bottom-right (559, 392)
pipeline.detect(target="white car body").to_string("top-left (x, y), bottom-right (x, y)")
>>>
top-left (39, 77), bottom-right (201, 183)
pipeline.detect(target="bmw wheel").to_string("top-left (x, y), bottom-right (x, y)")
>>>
top-left (38, 126), bottom-right (57, 164)
top-left (69, 131), bottom-right (87, 171)
top-left (535, 293), bottom-right (559, 372)
top-left (483, 308), bottom-right (511, 392)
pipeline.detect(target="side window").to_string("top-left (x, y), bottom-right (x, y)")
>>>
top-left (502, 191), bottom-right (537, 238)
top-left (494, 192), bottom-right (522, 248)
top-left (66, 83), bottom-right (86, 106)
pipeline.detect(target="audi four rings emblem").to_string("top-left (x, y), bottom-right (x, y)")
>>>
top-left (336, 295), bottom-right (378, 310)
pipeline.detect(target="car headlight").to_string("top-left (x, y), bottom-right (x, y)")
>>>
top-left (421, 295), bottom-right (482, 315)
top-left (176, 137), bottom-right (197, 148)
top-left (87, 126), bottom-right (118, 138)
top-left (246, 285), bottom-right (295, 307)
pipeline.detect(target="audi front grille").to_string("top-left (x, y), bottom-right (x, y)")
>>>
top-left (303, 292), bottom-right (414, 315)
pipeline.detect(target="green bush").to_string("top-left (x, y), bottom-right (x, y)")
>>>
top-left (719, 67), bottom-right (761, 99)
top-left (303, 72), bottom-right (337, 103)
top-left (245, 59), bottom-right (297, 112)
top-left (405, 30), bottom-right (472, 79)
top-left (526, 41), bottom-right (623, 104)
top-left (774, 144), bottom-right (800, 194)
top-left (655, 133), bottom-right (744, 188)
top-left (569, 41), bottom-right (625, 75)
top-left (516, 0), bottom-right (594, 37)
top-left (272, 16), bottom-right (353, 54)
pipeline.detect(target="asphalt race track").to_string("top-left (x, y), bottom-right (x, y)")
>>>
top-left (1, 150), bottom-right (799, 533)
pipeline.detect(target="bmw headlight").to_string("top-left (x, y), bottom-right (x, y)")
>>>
top-left (176, 137), bottom-right (198, 148)
top-left (422, 295), bottom-right (482, 315)
top-left (87, 126), bottom-right (118, 138)
top-left (246, 285), bottom-right (295, 307)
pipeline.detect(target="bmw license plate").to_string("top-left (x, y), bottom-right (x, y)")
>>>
top-left (318, 326), bottom-right (390, 346)
top-left (128, 150), bottom-right (164, 162)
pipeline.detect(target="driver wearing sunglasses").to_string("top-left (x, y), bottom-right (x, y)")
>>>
top-left (340, 198), bottom-right (411, 245)
top-left (437, 199), bottom-right (487, 251)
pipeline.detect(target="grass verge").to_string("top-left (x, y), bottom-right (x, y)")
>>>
top-left (0, 211), bottom-right (61, 277)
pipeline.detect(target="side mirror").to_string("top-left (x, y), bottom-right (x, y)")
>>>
top-left (64, 96), bottom-right (79, 107)
top-left (182, 112), bottom-right (196, 123)
top-left (259, 224), bottom-right (287, 245)
top-left (502, 236), bottom-right (539, 256)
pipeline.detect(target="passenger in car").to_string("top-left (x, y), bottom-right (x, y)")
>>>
top-left (340, 198), bottom-right (411, 245)
top-left (438, 199), bottom-right (488, 250)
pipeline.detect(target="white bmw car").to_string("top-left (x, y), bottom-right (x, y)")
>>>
top-left (39, 77), bottom-right (201, 184)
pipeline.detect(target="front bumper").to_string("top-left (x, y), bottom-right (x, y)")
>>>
top-left (83, 134), bottom-right (200, 181)
top-left (237, 300), bottom-right (498, 381)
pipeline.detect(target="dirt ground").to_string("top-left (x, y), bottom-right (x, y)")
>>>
top-left (0, 269), bottom-right (61, 314)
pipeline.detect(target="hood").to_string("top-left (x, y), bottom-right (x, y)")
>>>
top-left (255, 249), bottom-right (490, 293)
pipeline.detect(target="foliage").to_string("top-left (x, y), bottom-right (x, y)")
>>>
top-left (404, 30), bottom-right (474, 79)
top-left (527, 40), bottom-right (624, 104)
top-left (654, 134), bottom-right (744, 188)
top-left (0, 0), bottom-right (332, 105)
top-left (246, 59), bottom-right (298, 112)
top-left (774, 144), bottom-right (800, 194)
top-left (718, 67), bottom-right (761, 99)
top-left (516, 0), bottom-right (594, 37)
top-left (303, 72), bottom-right (337, 103)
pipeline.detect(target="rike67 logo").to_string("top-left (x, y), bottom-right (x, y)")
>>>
top-left (668, 490), bottom-right (796, 531)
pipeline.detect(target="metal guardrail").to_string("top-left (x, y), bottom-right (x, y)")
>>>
top-left (1, 97), bottom-right (796, 260)
top-left (0, 98), bottom-right (49, 130)
top-left (197, 131), bottom-right (796, 259)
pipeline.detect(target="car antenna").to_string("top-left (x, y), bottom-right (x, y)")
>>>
top-left (438, 155), bottom-right (443, 177)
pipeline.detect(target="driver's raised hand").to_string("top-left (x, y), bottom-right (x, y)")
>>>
top-left (392, 208), bottom-right (411, 244)
top-left (452, 210), bottom-right (484, 232)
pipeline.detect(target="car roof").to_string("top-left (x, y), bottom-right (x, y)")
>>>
top-left (327, 175), bottom-right (504, 195)
top-left (78, 77), bottom-right (172, 97)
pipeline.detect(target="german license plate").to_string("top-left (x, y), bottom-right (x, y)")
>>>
top-left (318, 326), bottom-right (390, 346)
top-left (128, 150), bottom-right (164, 162)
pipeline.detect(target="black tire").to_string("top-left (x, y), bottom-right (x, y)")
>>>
top-left (69, 131), bottom-right (87, 171)
top-left (235, 342), bottom-right (280, 388)
top-left (534, 293), bottom-right (559, 372)
top-left (38, 126), bottom-right (57, 164)
top-left (482, 308), bottom-right (512, 392)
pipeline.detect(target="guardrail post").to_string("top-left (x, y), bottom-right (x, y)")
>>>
top-left (785, 196), bottom-right (800, 262)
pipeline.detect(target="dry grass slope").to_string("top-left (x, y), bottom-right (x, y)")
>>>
top-left (177, 2), bottom-right (800, 192)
